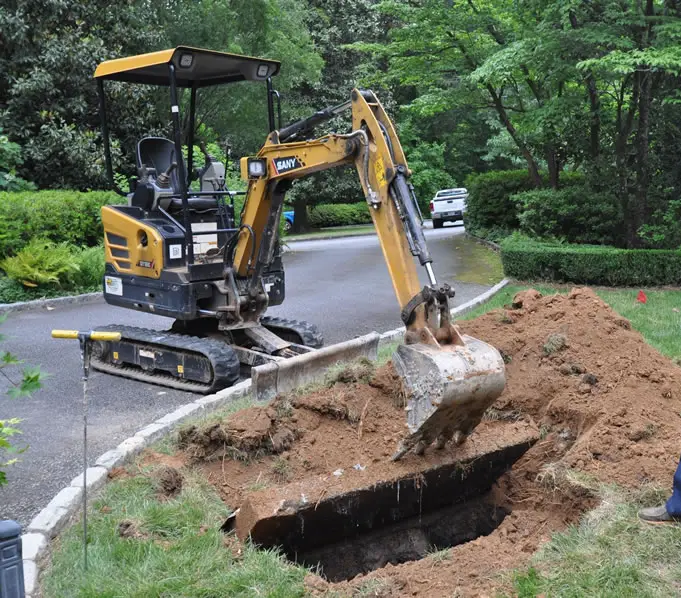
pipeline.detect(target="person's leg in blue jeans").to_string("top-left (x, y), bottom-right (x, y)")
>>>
top-left (639, 454), bottom-right (681, 523)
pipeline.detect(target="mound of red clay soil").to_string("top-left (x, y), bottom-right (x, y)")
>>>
top-left (167, 287), bottom-right (681, 597)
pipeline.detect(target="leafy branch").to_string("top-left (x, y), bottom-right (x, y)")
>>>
top-left (0, 315), bottom-right (45, 486)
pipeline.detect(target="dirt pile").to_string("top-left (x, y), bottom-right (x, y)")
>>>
top-left (154, 465), bottom-right (183, 499)
top-left (462, 286), bottom-right (681, 490)
top-left (173, 287), bottom-right (681, 597)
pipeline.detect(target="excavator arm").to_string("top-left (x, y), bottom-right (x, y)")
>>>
top-left (235, 90), bottom-right (506, 459)
top-left (236, 90), bottom-right (437, 333)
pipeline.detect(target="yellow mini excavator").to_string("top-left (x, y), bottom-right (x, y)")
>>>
top-left (93, 47), bottom-right (505, 458)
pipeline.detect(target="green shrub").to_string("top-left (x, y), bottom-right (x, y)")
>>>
top-left (0, 277), bottom-right (37, 303)
top-left (0, 243), bottom-right (104, 303)
top-left (405, 141), bottom-right (457, 212)
top-left (0, 129), bottom-right (35, 192)
top-left (71, 246), bottom-right (105, 290)
top-left (464, 170), bottom-right (585, 239)
top-left (308, 203), bottom-right (372, 228)
top-left (0, 190), bottom-right (124, 257)
top-left (464, 170), bottom-right (538, 237)
top-left (501, 236), bottom-right (681, 286)
top-left (0, 239), bottom-right (80, 288)
top-left (515, 185), bottom-right (624, 246)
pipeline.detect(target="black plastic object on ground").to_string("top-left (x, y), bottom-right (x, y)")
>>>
top-left (0, 520), bottom-right (24, 598)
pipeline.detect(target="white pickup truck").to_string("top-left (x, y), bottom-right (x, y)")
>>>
top-left (429, 188), bottom-right (467, 229)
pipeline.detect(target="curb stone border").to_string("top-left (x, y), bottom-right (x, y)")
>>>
top-left (0, 292), bottom-right (103, 315)
top-left (465, 231), bottom-right (502, 252)
top-left (20, 278), bottom-right (509, 597)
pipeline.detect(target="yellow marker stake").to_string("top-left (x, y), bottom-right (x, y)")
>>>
top-left (51, 330), bottom-right (122, 342)
top-left (51, 329), bottom-right (122, 571)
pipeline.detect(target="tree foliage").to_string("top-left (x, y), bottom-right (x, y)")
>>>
top-left (3, 0), bottom-right (681, 244)
top-left (362, 0), bottom-right (681, 248)
top-left (0, 316), bottom-right (44, 486)
top-left (0, 0), bottom-right (322, 189)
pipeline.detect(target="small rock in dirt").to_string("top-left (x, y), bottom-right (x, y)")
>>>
top-left (499, 349), bottom-right (512, 364)
top-left (558, 428), bottom-right (573, 441)
top-left (512, 289), bottom-right (542, 309)
top-left (271, 427), bottom-right (295, 453)
top-left (661, 384), bottom-right (674, 399)
top-left (577, 383), bottom-right (593, 395)
top-left (627, 429), bottom-right (646, 442)
top-left (582, 373), bottom-right (598, 386)
top-left (559, 363), bottom-right (572, 375)
top-left (108, 467), bottom-right (128, 480)
top-left (543, 333), bottom-right (568, 355)
top-left (117, 520), bottom-right (146, 539)
top-left (614, 317), bottom-right (631, 329)
top-left (155, 465), bottom-right (183, 498)
top-left (333, 468), bottom-right (344, 477)
top-left (223, 535), bottom-right (243, 560)
top-left (327, 358), bottom-right (375, 385)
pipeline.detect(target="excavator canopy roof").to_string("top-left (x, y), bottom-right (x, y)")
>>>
top-left (94, 46), bottom-right (280, 87)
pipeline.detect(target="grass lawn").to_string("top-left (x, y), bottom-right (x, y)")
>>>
top-left (42, 284), bottom-right (681, 597)
top-left (513, 483), bottom-right (681, 597)
top-left (43, 470), bottom-right (307, 598)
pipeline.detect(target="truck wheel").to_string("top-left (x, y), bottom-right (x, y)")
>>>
top-left (433, 219), bottom-right (443, 229)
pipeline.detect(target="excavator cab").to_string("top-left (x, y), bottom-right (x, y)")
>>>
top-left (93, 47), bottom-right (506, 459)
top-left (95, 47), bottom-right (280, 263)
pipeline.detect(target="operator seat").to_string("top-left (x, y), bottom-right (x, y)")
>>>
top-left (137, 137), bottom-right (180, 192)
top-left (136, 136), bottom-right (218, 212)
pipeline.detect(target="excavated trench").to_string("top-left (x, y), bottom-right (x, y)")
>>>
top-left (286, 495), bottom-right (508, 581)
top-left (232, 430), bottom-right (534, 582)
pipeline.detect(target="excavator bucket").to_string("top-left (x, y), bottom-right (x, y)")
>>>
top-left (391, 334), bottom-right (506, 460)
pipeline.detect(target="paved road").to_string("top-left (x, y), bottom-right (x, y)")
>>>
top-left (0, 224), bottom-right (490, 525)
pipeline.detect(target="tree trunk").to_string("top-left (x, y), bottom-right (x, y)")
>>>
top-left (291, 197), bottom-right (309, 233)
top-left (569, 11), bottom-right (601, 160)
top-left (487, 85), bottom-right (543, 187)
top-left (615, 74), bottom-right (639, 247)
top-left (451, 33), bottom-right (542, 187)
top-left (625, 0), bottom-right (655, 248)
top-left (586, 75), bottom-right (601, 159)
top-left (631, 69), bottom-right (653, 248)
top-left (546, 146), bottom-right (559, 189)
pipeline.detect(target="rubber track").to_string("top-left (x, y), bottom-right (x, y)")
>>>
top-left (260, 316), bottom-right (324, 349)
top-left (91, 324), bottom-right (240, 394)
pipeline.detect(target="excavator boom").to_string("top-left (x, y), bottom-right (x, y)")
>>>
top-left (236, 90), bottom-right (506, 458)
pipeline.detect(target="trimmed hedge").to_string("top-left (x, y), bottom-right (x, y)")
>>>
top-left (0, 190), bottom-right (124, 257)
top-left (501, 236), bottom-right (681, 286)
top-left (308, 202), bottom-right (371, 228)
top-left (463, 170), bottom-right (584, 240)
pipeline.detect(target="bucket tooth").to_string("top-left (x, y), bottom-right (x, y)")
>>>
top-left (391, 335), bottom-right (506, 460)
